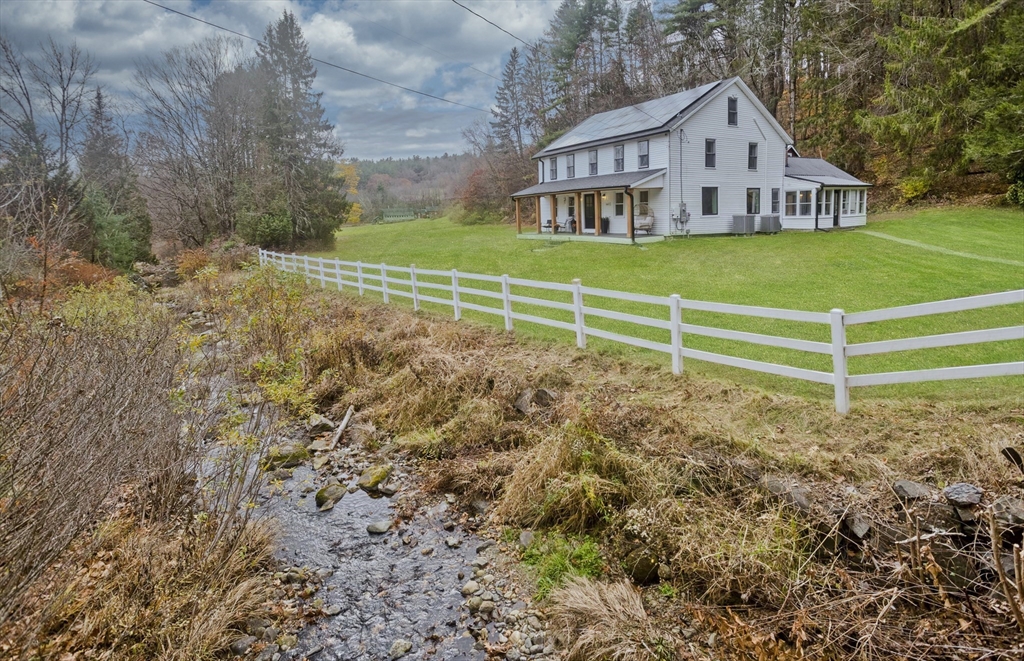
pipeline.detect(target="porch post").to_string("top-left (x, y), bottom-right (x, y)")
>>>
top-left (595, 191), bottom-right (602, 236)
top-left (535, 196), bottom-right (541, 233)
top-left (626, 188), bottom-right (635, 239)
top-left (515, 197), bottom-right (521, 234)
top-left (550, 194), bottom-right (557, 231)
top-left (575, 191), bottom-right (582, 235)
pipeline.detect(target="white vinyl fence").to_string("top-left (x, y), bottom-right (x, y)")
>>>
top-left (259, 249), bottom-right (1024, 413)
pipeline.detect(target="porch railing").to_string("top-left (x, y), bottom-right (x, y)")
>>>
top-left (259, 249), bottom-right (1024, 413)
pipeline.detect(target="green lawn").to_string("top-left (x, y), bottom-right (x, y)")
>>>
top-left (310, 206), bottom-right (1024, 405)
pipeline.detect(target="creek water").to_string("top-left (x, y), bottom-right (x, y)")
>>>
top-left (267, 465), bottom-right (490, 660)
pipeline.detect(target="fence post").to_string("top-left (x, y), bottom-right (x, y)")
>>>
top-left (333, 259), bottom-right (342, 291)
top-left (410, 264), bottom-right (420, 311)
top-left (356, 261), bottom-right (364, 296)
top-left (501, 274), bottom-right (513, 331)
top-left (318, 257), bottom-right (325, 288)
top-left (380, 263), bottom-right (389, 304)
top-left (452, 269), bottom-right (461, 320)
top-left (670, 294), bottom-right (682, 375)
top-left (572, 278), bottom-right (586, 349)
top-left (830, 308), bottom-right (850, 414)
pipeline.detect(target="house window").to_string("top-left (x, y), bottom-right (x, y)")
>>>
top-left (638, 140), bottom-right (649, 169)
top-left (771, 188), bottom-right (780, 214)
top-left (701, 187), bottom-right (718, 215)
top-left (566, 154), bottom-right (575, 178)
top-left (615, 192), bottom-right (624, 216)
top-left (589, 149), bottom-right (598, 175)
top-left (748, 143), bottom-right (758, 170)
top-left (614, 144), bottom-right (624, 172)
top-left (858, 190), bottom-right (865, 214)
top-left (728, 97), bottom-right (738, 126)
top-left (568, 195), bottom-right (575, 218)
top-left (639, 190), bottom-right (649, 206)
top-left (823, 191), bottom-right (832, 216)
top-left (705, 139), bottom-right (716, 168)
top-left (799, 190), bottom-right (812, 216)
top-left (746, 188), bottom-right (760, 215)
top-left (841, 190), bottom-right (849, 214)
top-left (549, 158), bottom-right (557, 181)
top-left (785, 191), bottom-right (797, 216)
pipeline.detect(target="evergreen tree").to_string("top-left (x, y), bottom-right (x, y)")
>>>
top-left (491, 48), bottom-right (530, 156)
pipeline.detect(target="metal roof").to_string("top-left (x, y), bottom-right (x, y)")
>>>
top-left (785, 158), bottom-right (870, 186)
top-left (534, 80), bottom-right (723, 158)
top-left (511, 169), bottom-right (666, 198)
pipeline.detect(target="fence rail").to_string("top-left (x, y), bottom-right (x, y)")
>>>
top-left (259, 249), bottom-right (1024, 413)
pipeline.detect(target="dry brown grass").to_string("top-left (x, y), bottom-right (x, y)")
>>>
top-left (550, 577), bottom-right (677, 661)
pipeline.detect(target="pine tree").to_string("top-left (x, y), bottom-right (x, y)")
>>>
top-left (80, 88), bottom-right (126, 202)
top-left (491, 48), bottom-right (530, 157)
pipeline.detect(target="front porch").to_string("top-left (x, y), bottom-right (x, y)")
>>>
top-left (516, 231), bottom-right (665, 244)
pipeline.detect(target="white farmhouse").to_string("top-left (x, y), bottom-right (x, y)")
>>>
top-left (511, 77), bottom-right (870, 243)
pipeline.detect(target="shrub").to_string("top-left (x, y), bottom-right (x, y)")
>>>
top-left (897, 174), bottom-right (932, 203)
top-left (523, 533), bottom-right (604, 599)
top-left (1007, 180), bottom-right (1024, 209)
top-left (175, 248), bottom-right (210, 278)
top-left (237, 211), bottom-right (292, 248)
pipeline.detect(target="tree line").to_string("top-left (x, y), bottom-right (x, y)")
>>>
top-left (0, 11), bottom-right (349, 300)
top-left (467, 0), bottom-right (1023, 216)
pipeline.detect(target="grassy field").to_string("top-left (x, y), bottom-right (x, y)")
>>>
top-left (311, 206), bottom-right (1024, 405)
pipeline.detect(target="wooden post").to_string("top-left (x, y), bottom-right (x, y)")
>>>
top-left (535, 196), bottom-right (541, 233)
top-left (626, 189), bottom-right (635, 239)
top-left (572, 278), bottom-right (586, 348)
top-left (550, 194), bottom-right (557, 232)
top-left (501, 274), bottom-right (513, 331)
top-left (830, 309), bottom-right (849, 414)
top-left (452, 269), bottom-right (461, 320)
top-left (575, 191), bottom-right (582, 235)
top-left (577, 195), bottom-right (584, 235)
top-left (595, 192), bottom-right (602, 236)
top-left (515, 197), bottom-right (521, 234)
top-left (670, 294), bottom-right (682, 375)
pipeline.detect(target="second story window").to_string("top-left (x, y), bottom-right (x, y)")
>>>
top-left (589, 149), bottom-right (598, 175)
top-left (566, 153), bottom-right (575, 178)
top-left (638, 140), bottom-right (649, 169)
top-left (728, 97), bottom-right (738, 126)
top-left (705, 139), bottom-right (716, 168)
top-left (748, 143), bottom-right (758, 170)
top-left (550, 157), bottom-right (557, 181)
top-left (614, 144), bottom-right (624, 172)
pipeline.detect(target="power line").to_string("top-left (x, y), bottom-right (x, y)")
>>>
top-left (449, 0), bottom-right (531, 47)
top-left (140, 0), bottom-right (489, 113)
top-left (343, 5), bottom-right (499, 81)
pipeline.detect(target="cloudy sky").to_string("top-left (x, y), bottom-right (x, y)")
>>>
top-left (0, 0), bottom-right (561, 159)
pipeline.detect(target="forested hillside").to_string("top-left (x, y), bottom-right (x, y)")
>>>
top-left (468, 0), bottom-right (1023, 216)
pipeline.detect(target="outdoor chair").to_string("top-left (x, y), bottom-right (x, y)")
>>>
top-left (634, 204), bottom-right (655, 234)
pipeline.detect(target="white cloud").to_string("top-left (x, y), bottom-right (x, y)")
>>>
top-left (0, 0), bottom-right (560, 158)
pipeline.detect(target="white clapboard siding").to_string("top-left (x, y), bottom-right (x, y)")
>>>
top-left (258, 250), bottom-right (1023, 413)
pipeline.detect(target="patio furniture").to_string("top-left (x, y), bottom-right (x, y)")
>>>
top-left (634, 204), bottom-right (655, 234)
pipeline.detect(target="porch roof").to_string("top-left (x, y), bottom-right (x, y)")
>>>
top-left (785, 158), bottom-right (870, 187)
top-left (511, 169), bottom-right (665, 199)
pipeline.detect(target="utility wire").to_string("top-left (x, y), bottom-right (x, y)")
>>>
top-left (344, 4), bottom-right (499, 81)
top-left (450, 0), bottom-right (531, 47)
top-left (140, 0), bottom-right (489, 112)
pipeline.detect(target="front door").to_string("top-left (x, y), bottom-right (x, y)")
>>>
top-left (583, 194), bottom-right (596, 230)
top-left (833, 190), bottom-right (840, 227)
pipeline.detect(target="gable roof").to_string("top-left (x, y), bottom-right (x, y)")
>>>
top-left (534, 80), bottom-right (723, 158)
top-left (533, 77), bottom-right (795, 160)
top-left (785, 158), bottom-right (870, 187)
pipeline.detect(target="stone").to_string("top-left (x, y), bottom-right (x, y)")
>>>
top-left (262, 444), bottom-right (310, 471)
top-left (357, 464), bottom-right (393, 491)
top-left (256, 644), bottom-right (279, 661)
top-left (268, 468), bottom-right (293, 481)
top-left (893, 479), bottom-right (933, 503)
top-left (367, 519), bottom-right (392, 534)
top-left (760, 476), bottom-right (812, 511)
top-left (843, 512), bottom-right (872, 540)
top-left (943, 482), bottom-right (983, 507)
top-left (479, 600), bottom-right (496, 613)
top-left (278, 634), bottom-right (298, 650)
top-left (308, 413), bottom-right (335, 434)
top-left (379, 483), bottom-right (398, 497)
top-left (518, 530), bottom-right (535, 548)
top-left (315, 484), bottom-right (346, 511)
top-left (324, 604), bottom-right (342, 616)
top-left (230, 635), bottom-right (257, 655)
top-left (308, 438), bottom-right (332, 453)
top-left (532, 388), bottom-right (557, 407)
top-left (446, 536), bottom-right (461, 548)
top-left (514, 389), bottom-right (534, 415)
top-left (389, 639), bottom-right (413, 659)
top-left (467, 596), bottom-right (483, 612)
top-left (471, 499), bottom-right (489, 514)
top-left (916, 502), bottom-right (961, 534)
top-left (462, 580), bottom-right (480, 596)
top-left (993, 495), bottom-right (1024, 531)
top-left (476, 541), bottom-right (495, 553)
top-left (312, 455), bottom-right (331, 470)
top-left (623, 548), bottom-right (660, 584)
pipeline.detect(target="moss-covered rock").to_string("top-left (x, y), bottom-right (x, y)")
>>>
top-left (262, 444), bottom-right (310, 471)
top-left (315, 484), bottom-right (346, 510)
top-left (357, 464), bottom-right (392, 491)
top-left (623, 548), bottom-right (659, 584)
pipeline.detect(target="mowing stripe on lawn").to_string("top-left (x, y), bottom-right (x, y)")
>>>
top-left (860, 230), bottom-right (1024, 267)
